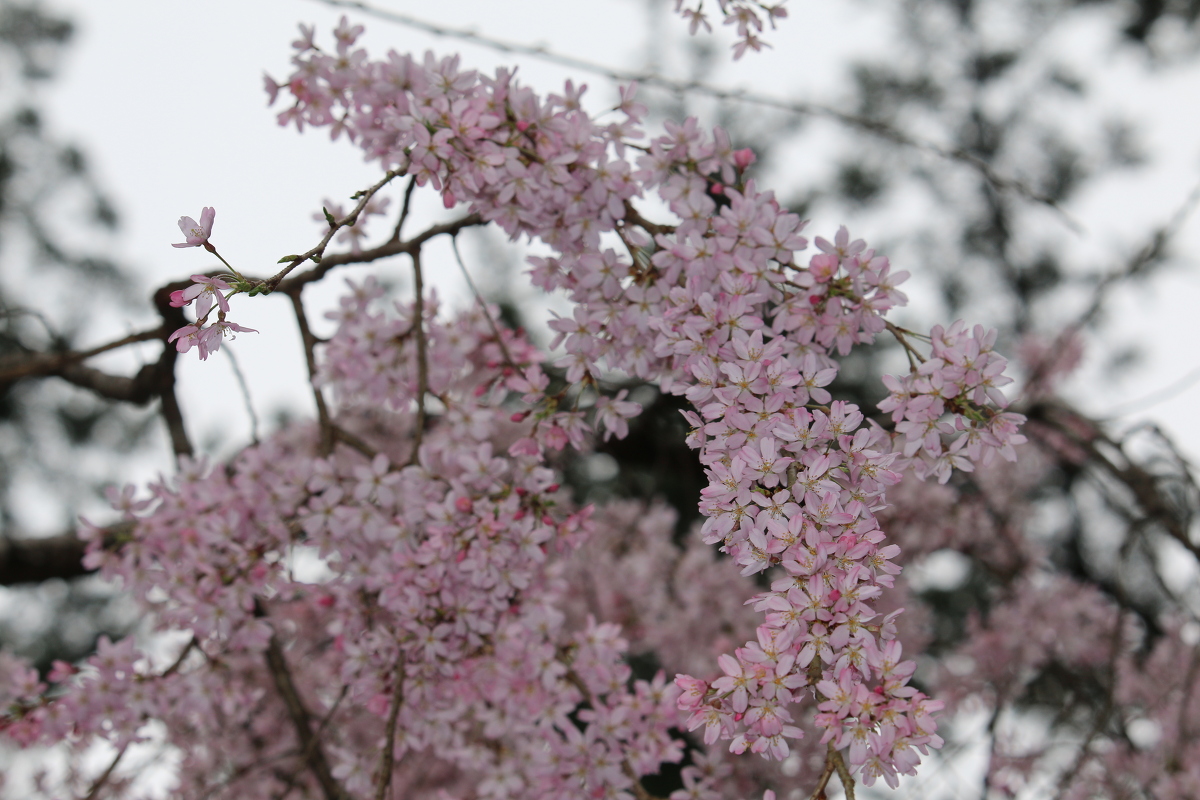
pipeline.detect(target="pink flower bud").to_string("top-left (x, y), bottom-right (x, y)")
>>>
top-left (733, 148), bottom-right (756, 170)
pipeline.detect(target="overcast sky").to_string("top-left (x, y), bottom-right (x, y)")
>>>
top-left (27, 0), bottom-right (1200, 497)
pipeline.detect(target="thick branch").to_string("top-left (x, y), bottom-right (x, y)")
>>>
top-left (0, 522), bottom-right (129, 586)
top-left (0, 532), bottom-right (88, 585)
top-left (0, 326), bottom-right (164, 384)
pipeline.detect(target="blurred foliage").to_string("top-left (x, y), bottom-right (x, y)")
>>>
top-left (0, 0), bottom-right (151, 663)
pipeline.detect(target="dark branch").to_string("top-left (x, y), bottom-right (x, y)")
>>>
top-left (262, 610), bottom-right (352, 800)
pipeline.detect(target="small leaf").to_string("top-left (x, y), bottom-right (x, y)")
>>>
top-left (277, 254), bottom-right (300, 263)
top-left (323, 206), bottom-right (336, 227)
top-left (312, 253), bottom-right (322, 263)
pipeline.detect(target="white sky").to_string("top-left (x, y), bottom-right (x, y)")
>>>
top-left (27, 0), bottom-right (1200, 498)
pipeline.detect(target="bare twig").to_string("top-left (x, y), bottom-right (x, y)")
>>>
top-left (287, 288), bottom-right (335, 456)
top-left (450, 234), bottom-right (518, 369)
top-left (159, 383), bottom-right (193, 458)
top-left (266, 169), bottom-right (402, 290)
top-left (81, 743), bottom-right (129, 800)
top-left (390, 176), bottom-right (418, 242)
top-left (224, 347), bottom-right (260, 445)
top-left (807, 742), bottom-right (839, 800)
top-left (409, 249), bottom-right (429, 466)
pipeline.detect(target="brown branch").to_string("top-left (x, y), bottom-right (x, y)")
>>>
top-left (806, 743), bottom-right (838, 800)
top-left (0, 326), bottom-right (164, 384)
top-left (262, 618), bottom-right (352, 800)
top-left (0, 522), bottom-right (130, 586)
top-left (159, 382), bottom-right (193, 458)
top-left (277, 212), bottom-right (483, 294)
top-left (373, 653), bottom-right (406, 800)
top-left (81, 742), bottom-right (129, 800)
top-left (0, 532), bottom-right (90, 585)
top-left (1030, 400), bottom-right (1198, 559)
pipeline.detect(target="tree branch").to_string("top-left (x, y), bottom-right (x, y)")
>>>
top-left (286, 288), bottom-right (335, 456)
top-left (373, 653), bottom-right (406, 800)
top-left (277, 212), bottom-right (483, 294)
top-left (0, 522), bottom-right (130, 586)
top-left (0, 326), bottom-right (164, 384)
top-left (262, 614), bottom-right (352, 800)
top-left (408, 249), bottom-right (429, 466)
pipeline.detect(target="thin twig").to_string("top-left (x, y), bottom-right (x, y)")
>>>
top-left (390, 177), bottom-right (418, 242)
top-left (807, 742), bottom-right (839, 800)
top-left (450, 234), bottom-right (518, 368)
top-left (82, 743), bottom-right (129, 800)
top-left (224, 346), bottom-right (260, 445)
top-left (287, 288), bottom-right (335, 456)
top-left (265, 170), bottom-right (402, 290)
top-left (1026, 176), bottom-right (1200, 399)
top-left (409, 249), bottom-right (429, 466)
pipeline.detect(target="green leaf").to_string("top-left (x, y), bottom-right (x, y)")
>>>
top-left (277, 254), bottom-right (300, 263)
top-left (323, 206), bottom-right (336, 227)
top-left (312, 253), bottom-right (322, 263)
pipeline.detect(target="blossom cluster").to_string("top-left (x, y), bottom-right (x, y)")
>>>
top-left (1, 302), bottom-right (683, 800)
top-left (671, 0), bottom-right (789, 58)
top-left (254, 19), bottom-right (1022, 788)
top-left (0, 14), bottom-right (1029, 799)
top-left (166, 208), bottom-right (258, 359)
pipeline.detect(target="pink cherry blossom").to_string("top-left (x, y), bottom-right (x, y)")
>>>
top-left (172, 206), bottom-right (215, 248)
